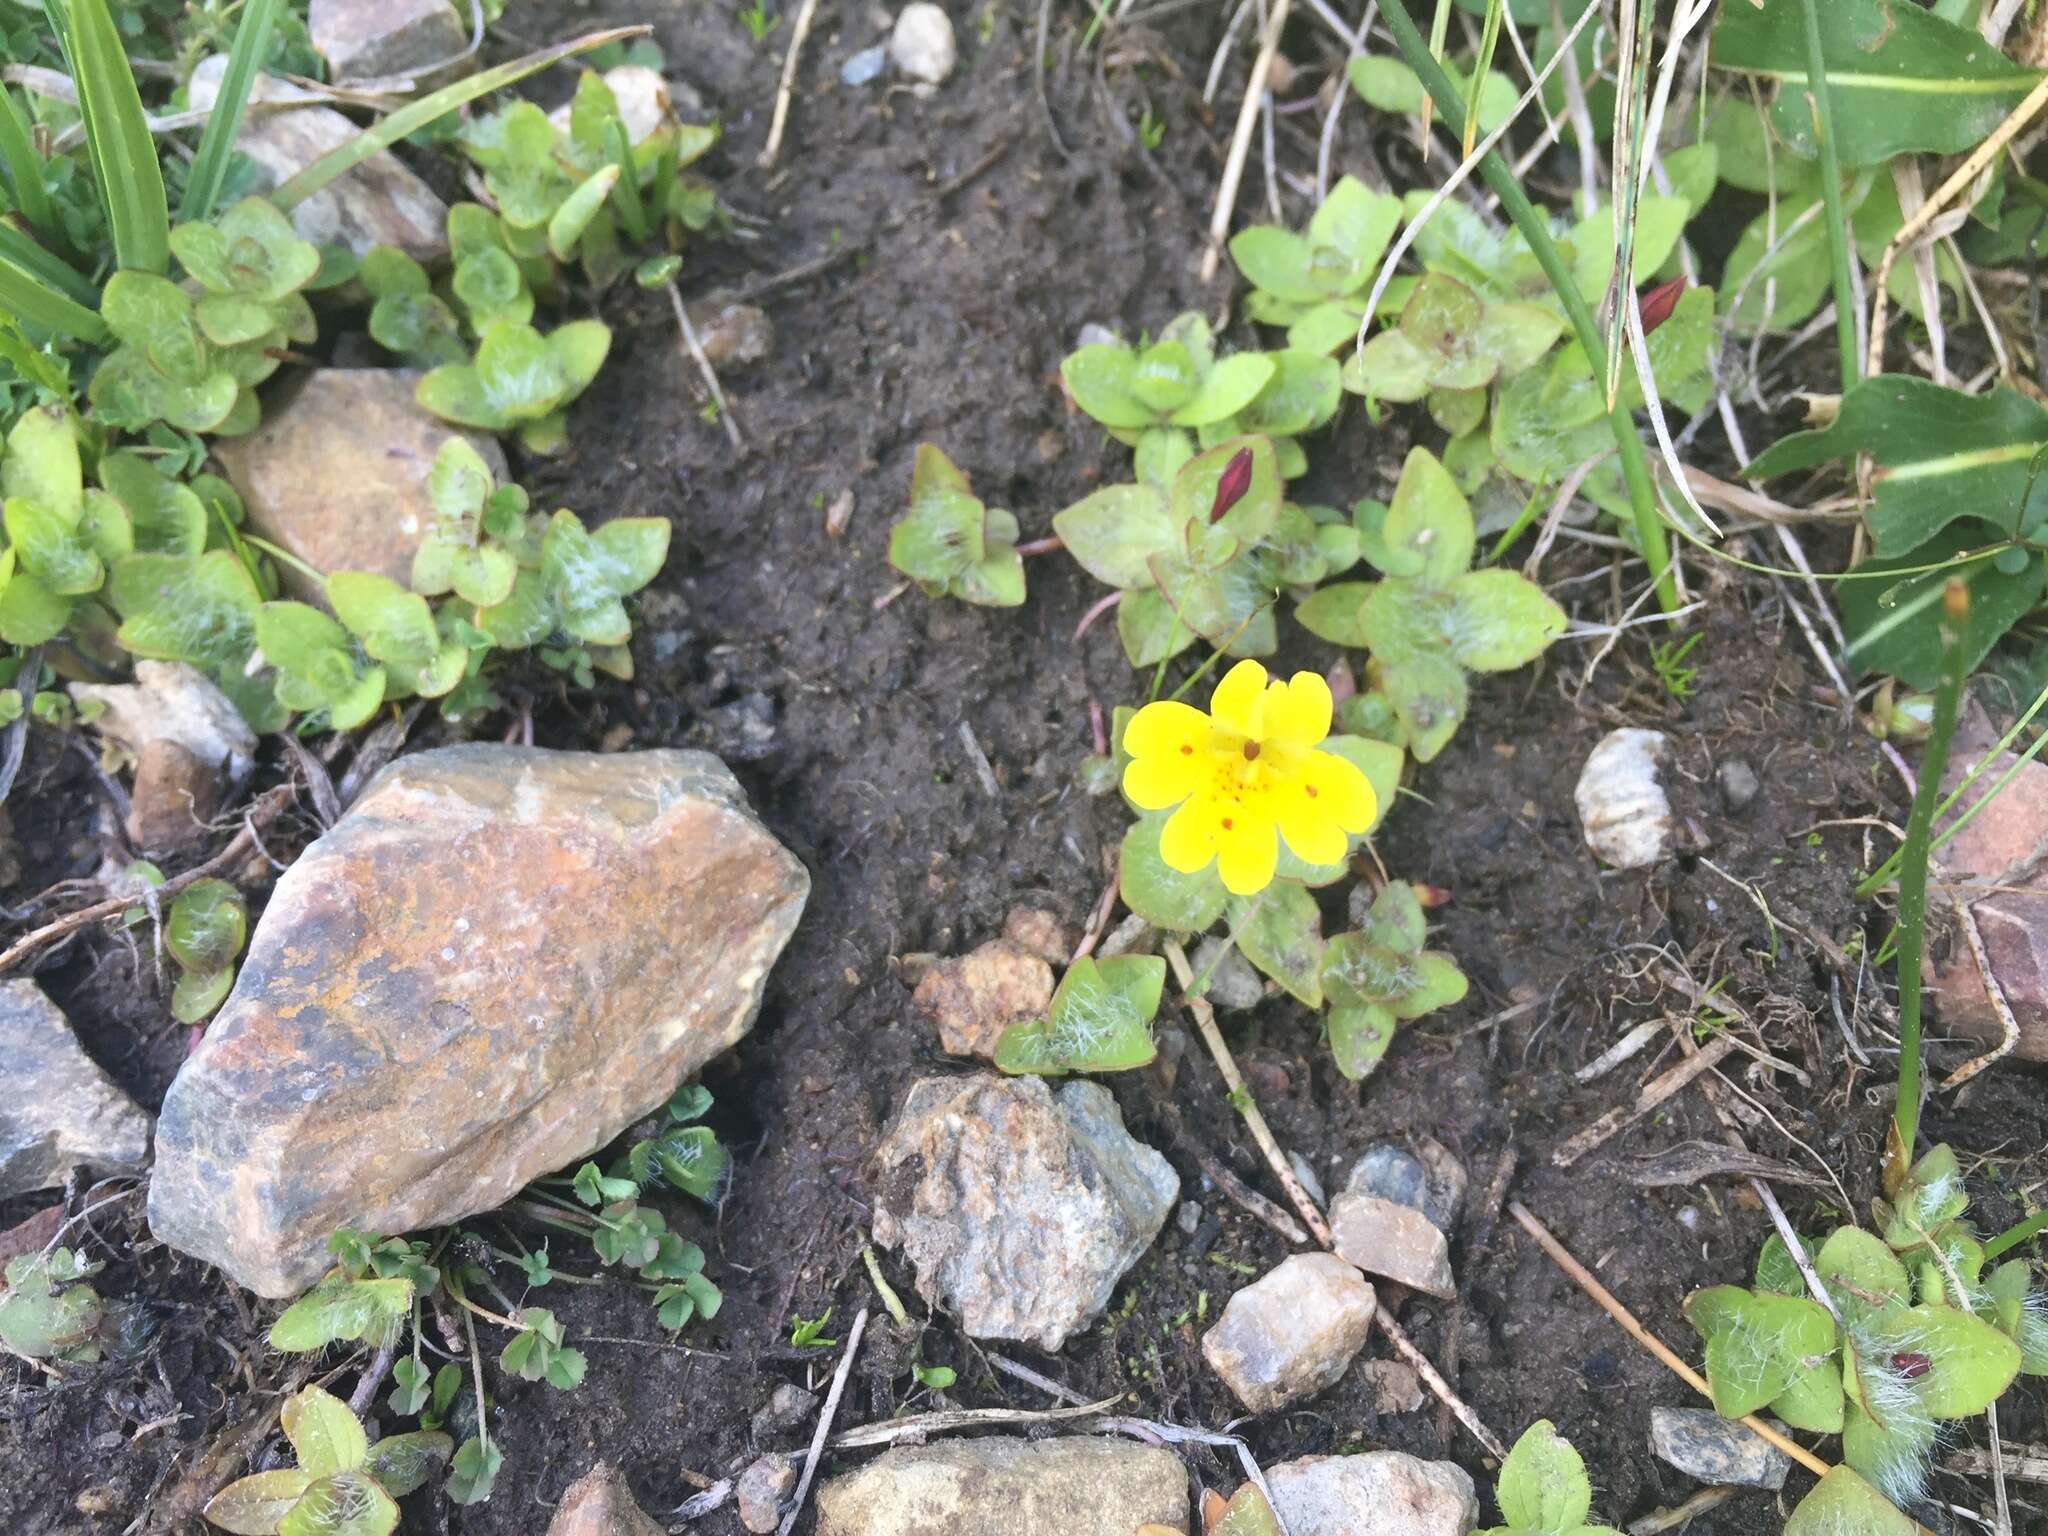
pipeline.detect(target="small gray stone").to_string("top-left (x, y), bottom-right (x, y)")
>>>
top-left (1, 981), bottom-right (153, 1199)
top-left (310, 0), bottom-right (466, 81)
top-left (1330, 1192), bottom-right (1455, 1299)
top-left (1176, 1200), bottom-right (1202, 1237)
top-left (1345, 1139), bottom-right (1465, 1235)
top-left (841, 43), bottom-right (888, 84)
top-left (1194, 935), bottom-right (1265, 1011)
top-left (1075, 322), bottom-right (1122, 350)
top-left (736, 1453), bottom-right (797, 1534)
top-left (1289, 1152), bottom-right (1326, 1209)
top-left (1202, 1253), bottom-right (1376, 1412)
top-left (1097, 912), bottom-right (1157, 958)
top-left (888, 2), bottom-right (957, 83)
top-left (816, 1438), bottom-right (1185, 1535)
top-left (1649, 1406), bottom-right (1790, 1490)
top-left (872, 1074), bottom-right (1177, 1349)
top-left (1266, 1452), bottom-right (1478, 1536)
top-left (547, 65), bottom-right (677, 144)
top-left (1718, 757), bottom-right (1761, 812)
top-left (751, 1383), bottom-right (817, 1441)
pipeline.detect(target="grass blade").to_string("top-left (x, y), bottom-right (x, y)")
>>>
top-left (271, 25), bottom-right (647, 210)
top-left (0, 220), bottom-right (98, 307)
top-left (0, 85), bottom-right (56, 236)
top-left (0, 252), bottom-right (110, 342)
top-left (1799, 0), bottom-right (1860, 388)
top-left (1376, 0), bottom-right (1679, 613)
top-left (179, 0), bottom-right (284, 223)
top-left (604, 118), bottom-right (648, 244)
top-left (64, 0), bottom-right (170, 272)
top-left (1462, 0), bottom-right (1507, 160)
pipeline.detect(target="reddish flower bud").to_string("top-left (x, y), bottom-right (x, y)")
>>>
top-left (1638, 276), bottom-right (1687, 337)
top-left (1890, 1352), bottom-right (1932, 1380)
top-left (1211, 447), bottom-right (1255, 522)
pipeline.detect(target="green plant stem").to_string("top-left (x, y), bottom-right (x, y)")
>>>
top-left (1985, 1208), bottom-right (2048, 1262)
top-left (1798, 0), bottom-right (1859, 389)
top-left (1891, 581), bottom-right (1969, 1171)
top-left (181, 0), bottom-right (283, 222)
top-left (860, 1245), bottom-right (910, 1328)
top-left (1374, 0), bottom-right (1677, 614)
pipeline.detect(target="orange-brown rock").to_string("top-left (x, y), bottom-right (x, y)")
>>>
top-left (146, 746), bottom-right (808, 1296)
top-left (213, 370), bottom-right (507, 602)
top-left (546, 1463), bottom-right (666, 1536)
top-left (911, 938), bottom-right (1052, 1060)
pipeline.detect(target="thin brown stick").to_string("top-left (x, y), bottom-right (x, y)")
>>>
top-left (1374, 1309), bottom-right (1506, 1459)
top-left (0, 785), bottom-right (295, 976)
top-left (1162, 939), bottom-right (1330, 1246)
top-left (1552, 1033), bottom-right (1737, 1167)
top-left (1198, 0), bottom-right (1290, 283)
top-left (1627, 1487), bottom-right (1742, 1535)
top-left (831, 1394), bottom-right (1122, 1448)
top-left (757, 0), bottom-right (825, 169)
top-left (778, 1305), bottom-right (866, 1536)
top-left (1939, 893), bottom-right (2021, 1092)
top-left (665, 280), bottom-right (744, 451)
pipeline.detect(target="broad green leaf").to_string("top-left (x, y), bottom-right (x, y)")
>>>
top-left (361, 1431), bottom-right (452, 1499)
top-left (445, 1434), bottom-right (502, 1505)
top-left (328, 572), bottom-right (441, 665)
top-left (1119, 809), bottom-right (1228, 931)
top-left (100, 451), bottom-right (206, 554)
top-left (1170, 434), bottom-right (1283, 553)
top-left (2, 405), bottom-right (81, 519)
top-left (108, 550), bottom-right (260, 673)
top-left (1783, 1467), bottom-right (1914, 1536)
top-left (1117, 586), bottom-right (1198, 667)
top-left (543, 510), bottom-right (670, 641)
top-left (1756, 1232), bottom-right (1814, 1295)
top-left (1232, 350), bottom-right (1341, 438)
top-left (1495, 1419), bottom-right (1591, 1533)
top-left (994, 954), bottom-right (1162, 1076)
top-left (167, 878), bottom-right (245, 973)
top-left (268, 1277), bottom-right (414, 1353)
top-left (5, 498), bottom-right (100, 595)
top-left (279, 1387), bottom-right (368, 1479)
top-left (1721, 204), bottom-right (1833, 332)
top-left (1816, 1227), bottom-right (1913, 1333)
top-left (1212, 1484), bottom-right (1284, 1536)
top-left (1444, 569), bottom-right (1567, 670)
top-left (1841, 1396), bottom-right (1936, 1507)
top-left (1383, 447), bottom-right (1474, 585)
top-left (548, 165), bottom-right (621, 260)
top-left (1771, 1354), bottom-right (1846, 1435)
top-left (1864, 1303), bottom-right (2021, 1419)
top-left (1053, 484), bottom-right (1178, 590)
top-left (1228, 885), bottom-right (1323, 1006)
top-left (649, 1124), bottom-right (726, 1198)
top-left (1711, 0), bottom-right (2045, 168)
top-left (0, 554), bottom-right (72, 646)
top-left (1231, 226), bottom-right (1317, 304)
top-left (276, 1470), bottom-right (397, 1536)
top-left (1296, 581), bottom-right (1374, 648)
top-left (1838, 523), bottom-right (2042, 689)
top-left (172, 966), bottom-right (234, 1022)
top-left (1063, 344), bottom-right (1154, 430)
top-left (204, 1469), bottom-right (316, 1534)
top-left (1328, 1002), bottom-right (1398, 1080)
top-left (1170, 353), bottom-right (1275, 428)
top-left (1682, 1285), bottom-right (1837, 1419)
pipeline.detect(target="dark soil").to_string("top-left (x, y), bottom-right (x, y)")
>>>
top-left (4, 3), bottom-right (2045, 1534)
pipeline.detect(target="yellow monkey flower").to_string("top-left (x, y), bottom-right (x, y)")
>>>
top-left (1122, 659), bottom-right (1377, 895)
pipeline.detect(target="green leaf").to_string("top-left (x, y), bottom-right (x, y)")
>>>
top-left (180, 0), bottom-right (284, 221)
top-left (1170, 353), bottom-right (1274, 428)
top-left (1682, 1285), bottom-right (1837, 1419)
top-left (548, 164), bottom-right (621, 260)
top-left (204, 1469), bottom-right (317, 1535)
top-left (1062, 344), bottom-right (1153, 430)
top-left (1711, 0), bottom-right (2045, 168)
top-left (2, 405), bottom-right (81, 519)
top-left (1233, 350), bottom-right (1341, 438)
top-left (648, 1124), bottom-right (726, 1199)
top-left (1230, 226), bottom-right (1318, 304)
top-left (1116, 586), bottom-right (1197, 667)
top-left (542, 510), bottom-right (670, 642)
top-left (66, 0), bottom-right (169, 273)
top-left (1229, 885), bottom-right (1323, 1006)
top-left (279, 1387), bottom-right (368, 1479)
top-left (1864, 1303), bottom-right (2021, 1419)
top-left (1170, 435), bottom-right (1283, 553)
top-left (445, 1434), bottom-right (502, 1505)
top-left (100, 450), bottom-right (206, 555)
top-left (174, 198), bottom-right (320, 303)
top-left (5, 498), bottom-right (100, 596)
top-left (1371, 621), bottom-right (1470, 762)
top-left (362, 1430), bottom-right (452, 1499)
top-left (1444, 569), bottom-right (1567, 670)
top-left (1327, 1002), bottom-right (1398, 1080)
top-left (108, 550), bottom-right (261, 673)
top-left (994, 954), bottom-right (1162, 1076)
top-left (1119, 809), bottom-right (1228, 931)
top-left (1053, 483), bottom-right (1178, 590)
top-left (1783, 1468), bottom-right (1914, 1536)
top-left (1495, 1419), bottom-right (1591, 1534)
top-left (1816, 1227), bottom-right (1913, 1333)
top-left (277, 1471), bottom-right (398, 1536)
top-left (328, 571), bottom-right (441, 665)
top-left (1756, 1233), bottom-right (1814, 1295)
top-left (1771, 1353), bottom-right (1846, 1435)
top-left (1295, 581), bottom-right (1374, 648)
top-left (1838, 523), bottom-right (2042, 689)
top-left (166, 877), bottom-right (246, 974)
top-left (268, 1277), bottom-right (414, 1353)
top-left (1384, 447), bottom-right (1475, 584)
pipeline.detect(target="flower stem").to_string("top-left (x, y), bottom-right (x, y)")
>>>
top-left (1374, 0), bottom-right (1678, 614)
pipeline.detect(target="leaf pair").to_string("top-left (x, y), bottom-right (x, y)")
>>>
top-left (416, 318), bottom-right (612, 456)
top-left (1228, 175), bottom-right (1403, 354)
top-left (1320, 880), bottom-right (1468, 1080)
top-left (1478, 1420), bottom-right (1621, 1536)
top-left (165, 877), bottom-right (246, 1022)
top-left (993, 954), bottom-right (1165, 1075)
top-left (1062, 313), bottom-right (1275, 438)
top-left (1296, 448), bottom-right (1566, 761)
top-left (887, 444), bottom-right (1025, 608)
top-left (204, 1386), bottom-right (449, 1536)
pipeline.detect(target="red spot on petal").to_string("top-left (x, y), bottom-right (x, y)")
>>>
top-left (1221, 818), bottom-right (1234, 831)
top-left (1180, 744), bottom-right (1193, 755)
top-left (1210, 448), bottom-right (1255, 523)
top-left (1639, 276), bottom-right (1687, 336)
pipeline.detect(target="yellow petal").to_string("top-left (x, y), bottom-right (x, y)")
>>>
top-left (1305, 749), bottom-right (1378, 833)
top-left (1209, 659), bottom-right (1269, 737)
top-left (1264, 672), bottom-right (1333, 749)
top-left (1277, 790), bottom-right (1349, 866)
top-left (1124, 750), bottom-right (1201, 810)
top-left (1123, 699), bottom-right (1209, 760)
top-left (1216, 811), bottom-right (1278, 895)
top-left (1159, 795), bottom-right (1223, 874)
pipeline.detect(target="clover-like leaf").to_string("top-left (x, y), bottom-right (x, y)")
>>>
top-left (362, 1430), bottom-right (452, 1499)
top-left (540, 509), bottom-right (670, 643)
top-left (100, 450), bottom-right (206, 555)
top-left (500, 1307), bottom-right (587, 1390)
top-left (646, 1123), bottom-right (726, 1200)
top-left (2, 404), bottom-right (81, 519)
top-left (204, 1469), bottom-right (316, 1534)
top-left (888, 444), bottom-right (1023, 608)
top-left (107, 550), bottom-right (261, 676)
top-left (276, 1470), bottom-right (397, 1536)
top-left (0, 1248), bottom-right (103, 1361)
top-left (994, 954), bottom-right (1163, 1076)
top-left (279, 1387), bottom-right (369, 1480)
top-left (1783, 1467), bottom-right (1914, 1536)
top-left (1494, 1420), bottom-right (1592, 1534)
top-left (1229, 884), bottom-right (1323, 1006)
top-left (1682, 1285), bottom-right (1837, 1419)
top-left (1053, 483), bottom-right (1178, 590)
top-left (5, 497), bottom-right (100, 596)
top-left (445, 1434), bottom-right (503, 1505)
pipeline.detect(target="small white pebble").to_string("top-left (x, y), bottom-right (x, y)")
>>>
top-left (889, 2), bottom-right (957, 84)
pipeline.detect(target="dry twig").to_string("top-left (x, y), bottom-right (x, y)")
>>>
top-left (778, 1305), bottom-right (867, 1536)
top-left (758, 0), bottom-right (825, 169)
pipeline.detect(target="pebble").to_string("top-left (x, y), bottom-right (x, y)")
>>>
top-left (147, 746), bottom-right (809, 1296)
top-left (888, 3), bottom-right (957, 84)
top-left (1330, 1191), bottom-right (1455, 1299)
top-left (213, 369), bottom-right (508, 602)
top-left (1649, 1406), bottom-right (1790, 1490)
top-left (1576, 727), bottom-right (1675, 869)
top-left (1001, 906), bottom-right (1072, 965)
top-left (546, 65), bottom-right (679, 144)
top-left (871, 1074), bottom-right (1177, 1349)
top-left (911, 938), bottom-right (1053, 1061)
top-left (189, 57), bottom-right (447, 259)
top-left (1343, 1138), bottom-right (1465, 1237)
top-left (1176, 1200), bottom-right (1202, 1237)
top-left (1266, 1452), bottom-right (1478, 1536)
top-left (1194, 935), bottom-right (1266, 1011)
top-left (1360, 1358), bottom-right (1423, 1414)
top-left (1202, 1253), bottom-right (1376, 1413)
top-left (736, 1453), bottom-right (797, 1533)
top-left (840, 43), bottom-right (888, 85)
top-left (752, 1382), bottom-right (818, 1442)
top-left (71, 661), bottom-right (256, 787)
top-left (545, 1463), bottom-right (666, 1536)
top-left (687, 302), bottom-right (775, 369)
top-left (1717, 757), bottom-right (1761, 812)
top-left (125, 739), bottom-right (221, 853)
top-left (816, 1438), bottom-right (1186, 1535)
top-left (1, 980), bottom-right (153, 1200)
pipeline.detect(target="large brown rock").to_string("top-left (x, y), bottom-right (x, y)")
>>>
top-left (214, 370), bottom-right (507, 602)
top-left (147, 746), bottom-right (808, 1296)
top-left (545, 1463), bottom-right (665, 1536)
